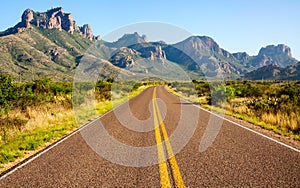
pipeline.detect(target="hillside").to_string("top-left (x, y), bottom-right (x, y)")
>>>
top-left (164, 36), bottom-right (246, 78)
top-left (243, 62), bottom-right (300, 80)
top-left (0, 25), bottom-right (92, 81)
top-left (0, 7), bottom-right (99, 81)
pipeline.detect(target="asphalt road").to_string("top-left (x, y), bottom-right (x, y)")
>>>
top-left (1, 86), bottom-right (299, 187)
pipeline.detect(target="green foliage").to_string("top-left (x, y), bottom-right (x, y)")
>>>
top-left (0, 75), bottom-right (16, 115)
top-left (0, 74), bottom-right (152, 167)
top-left (171, 80), bottom-right (300, 134)
top-left (0, 116), bottom-right (76, 164)
top-left (0, 75), bottom-right (76, 143)
top-left (36, 26), bottom-right (91, 56)
top-left (0, 76), bottom-right (74, 114)
top-left (95, 80), bottom-right (112, 101)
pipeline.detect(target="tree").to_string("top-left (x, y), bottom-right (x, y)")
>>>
top-left (0, 74), bottom-right (16, 115)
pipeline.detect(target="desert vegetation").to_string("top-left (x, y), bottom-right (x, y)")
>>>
top-left (1, 75), bottom-right (299, 171)
top-left (170, 80), bottom-right (300, 140)
top-left (0, 74), bottom-right (150, 168)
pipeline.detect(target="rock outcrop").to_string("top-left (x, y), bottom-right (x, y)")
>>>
top-left (110, 47), bottom-right (140, 68)
top-left (258, 44), bottom-right (292, 57)
top-left (21, 9), bottom-right (34, 28)
top-left (246, 44), bottom-right (297, 68)
top-left (79, 24), bottom-right (93, 40)
top-left (140, 45), bottom-right (166, 63)
top-left (165, 36), bottom-right (245, 76)
top-left (110, 32), bottom-right (148, 48)
top-left (0, 7), bottom-right (98, 40)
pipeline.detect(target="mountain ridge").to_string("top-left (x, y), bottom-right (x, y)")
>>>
top-left (243, 62), bottom-right (300, 80)
top-left (0, 7), bottom-right (299, 81)
top-left (0, 7), bottom-right (101, 41)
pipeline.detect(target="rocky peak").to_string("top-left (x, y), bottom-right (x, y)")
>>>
top-left (233, 52), bottom-right (251, 64)
top-left (21, 9), bottom-right (34, 28)
top-left (199, 36), bottom-right (220, 51)
top-left (79, 24), bottom-right (93, 40)
top-left (46, 7), bottom-right (65, 17)
top-left (1, 7), bottom-right (96, 40)
top-left (180, 36), bottom-right (221, 55)
top-left (112, 32), bottom-right (148, 48)
top-left (249, 44), bottom-right (297, 68)
top-left (258, 44), bottom-right (292, 57)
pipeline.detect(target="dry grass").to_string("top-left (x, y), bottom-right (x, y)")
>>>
top-left (0, 96), bottom-right (73, 143)
top-left (24, 105), bottom-right (74, 131)
top-left (261, 112), bottom-right (300, 131)
top-left (0, 84), bottom-right (151, 171)
top-left (167, 85), bottom-right (300, 140)
top-left (226, 103), bottom-right (254, 116)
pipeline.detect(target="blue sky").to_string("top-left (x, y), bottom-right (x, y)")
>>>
top-left (1, 0), bottom-right (299, 59)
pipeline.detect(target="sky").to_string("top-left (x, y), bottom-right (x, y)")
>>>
top-left (0, 0), bottom-right (299, 59)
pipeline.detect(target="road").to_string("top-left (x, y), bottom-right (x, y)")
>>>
top-left (1, 86), bottom-right (299, 187)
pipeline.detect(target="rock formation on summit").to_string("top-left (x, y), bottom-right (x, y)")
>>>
top-left (0, 7), bottom-right (96, 40)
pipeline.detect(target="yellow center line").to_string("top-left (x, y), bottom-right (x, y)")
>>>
top-left (153, 87), bottom-right (186, 188)
top-left (153, 87), bottom-right (171, 188)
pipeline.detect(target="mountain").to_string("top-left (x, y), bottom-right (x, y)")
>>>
top-left (0, 7), bottom-right (101, 40)
top-left (164, 37), bottom-right (298, 78)
top-left (243, 62), bottom-right (300, 80)
top-left (0, 7), bottom-right (108, 81)
top-left (244, 44), bottom-right (298, 69)
top-left (164, 36), bottom-right (246, 78)
top-left (107, 44), bottom-right (189, 80)
top-left (232, 52), bottom-right (251, 66)
top-left (0, 7), bottom-right (299, 81)
top-left (110, 47), bottom-right (140, 68)
top-left (108, 32), bottom-right (148, 48)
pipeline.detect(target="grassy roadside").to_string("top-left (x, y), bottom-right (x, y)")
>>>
top-left (0, 84), bottom-right (150, 173)
top-left (165, 85), bottom-right (300, 141)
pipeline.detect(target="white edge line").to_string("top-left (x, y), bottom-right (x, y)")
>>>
top-left (0, 87), bottom-right (152, 180)
top-left (182, 98), bottom-right (300, 153)
top-left (2, 86), bottom-right (298, 179)
top-left (165, 87), bottom-right (300, 153)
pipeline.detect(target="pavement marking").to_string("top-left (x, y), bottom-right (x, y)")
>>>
top-left (2, 86), bottom-right (298, 182)
top-left (152, 87), bottom-right (171, 188)
top-left (154, 98), bottom-right (186, 188)
top-left (164, 87), bottom-right (300, 153)
top-left (181, 99), bottom-right (300, 153)
top-left (153, 87), bottom-right (186, 188)
top-left (0, 87), bottom-right (151, 180)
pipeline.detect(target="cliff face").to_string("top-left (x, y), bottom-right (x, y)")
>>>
top-left (258, 44), bottom-right (292, 57)
top-left (110, 47), bottom-right (140, 68)
top-left (140, 45), bottom-right (166, 63)
top-left (165, 36), bottom-right (246, 76)
top-left (246, 44), bottom-right (297, 68)
top-left (79, 24), bottom-right (93, 40)
top-left (1, 7), bottom-right (95, 40)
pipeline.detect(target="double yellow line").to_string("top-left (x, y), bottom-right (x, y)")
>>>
top-left (152, 87), bottom-right (185, 188)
